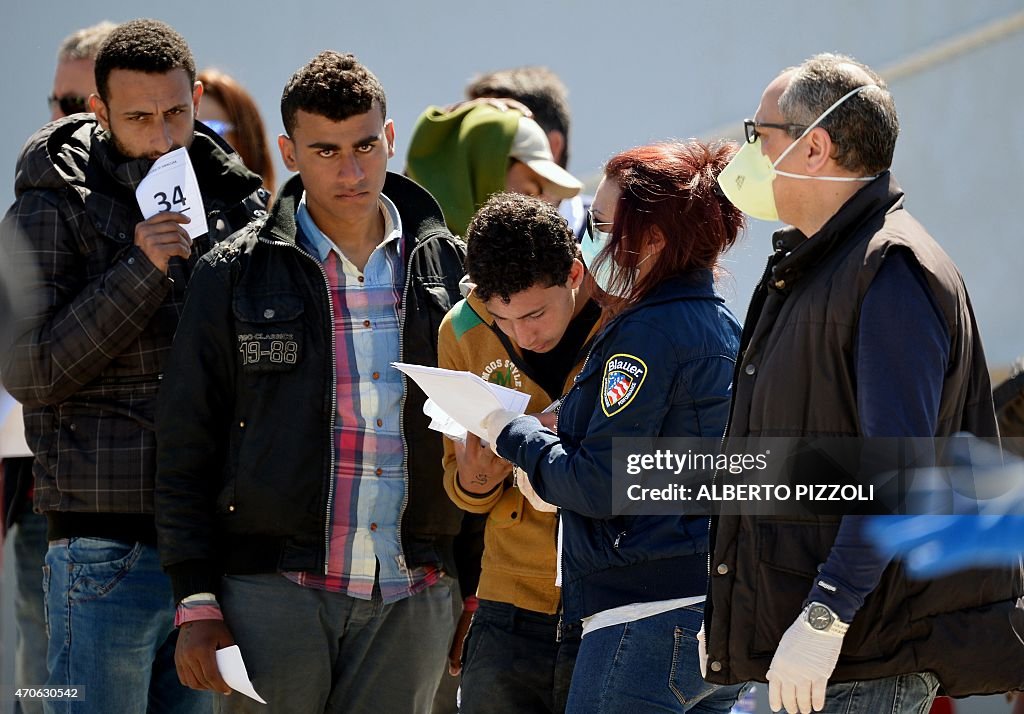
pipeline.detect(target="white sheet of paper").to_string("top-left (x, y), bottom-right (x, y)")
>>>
top-left (423, 398), bottom-right (468, 441)
top-left (215, 645), bottom-right (267, 704)
top-left (392, 363), bottom-right (530, 440)
top-left (135, 147), bottom-right (208, 239)
top-left (0, 392), bottom-right (31, 458)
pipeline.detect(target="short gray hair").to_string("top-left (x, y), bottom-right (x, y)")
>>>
top-left (57, 21), bottom-right (117, 62)
top-left (778, 53), bottom-right (899, 175)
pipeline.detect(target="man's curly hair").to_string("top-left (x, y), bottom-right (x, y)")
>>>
top-left (94, 19), bottom-right (195, 101)
top-left (465, 193), bottom-right (578, 303)
top-left (281, 51), bottom-right (386, 135)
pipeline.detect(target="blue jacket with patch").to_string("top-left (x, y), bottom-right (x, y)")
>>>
top-left (497, 270), bottom-right (741, 620)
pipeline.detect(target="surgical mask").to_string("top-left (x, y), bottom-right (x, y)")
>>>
top-left (581, 219), bottom-right (651, 297)
top-left (717, 84), bottom-right (879, 222)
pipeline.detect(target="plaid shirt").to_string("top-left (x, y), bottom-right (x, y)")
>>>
top-left (0, 116), bottom-right (263, 515)
top-left (282, 194), bottom-right (440, 603)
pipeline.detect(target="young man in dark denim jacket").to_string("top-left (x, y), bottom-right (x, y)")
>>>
top-left (156, 51), bottom-right (467, 713)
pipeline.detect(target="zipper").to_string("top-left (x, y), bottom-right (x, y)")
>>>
top-left (550, 333), bottom-right (603, 610)
top-left (555, 611), bottom-right (563, 643)
top-left (613, 530), bottom-right (627, 548)
top-left (557, 339), bottom-right (600, 436)
top-left (395, 239), bottom-right (427, 573)
top-left (257, 235), bottom-right (337, 574)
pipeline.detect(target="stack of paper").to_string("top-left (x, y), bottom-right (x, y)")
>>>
top-left (391, 363), bottom-right (530, 441)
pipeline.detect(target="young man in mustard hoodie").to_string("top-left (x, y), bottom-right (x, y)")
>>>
top-left (439, 192), bottom-right (600, 714)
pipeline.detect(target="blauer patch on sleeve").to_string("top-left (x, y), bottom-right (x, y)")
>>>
top-left (601, 353), bottom-right (648, 417)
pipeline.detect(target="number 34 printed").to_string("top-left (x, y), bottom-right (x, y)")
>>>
top-left (153, 185), bottom-right (188, 213)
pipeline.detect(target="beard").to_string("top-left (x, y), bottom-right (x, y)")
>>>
top-left (106, 119), bottom-right (193, 162)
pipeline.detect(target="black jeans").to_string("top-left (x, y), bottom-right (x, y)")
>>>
top-left (460, 599), bottom-right (581, 714)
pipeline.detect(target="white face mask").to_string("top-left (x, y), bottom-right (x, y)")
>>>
top-left (717, 84), bottom-right (880, 222)
top-left (581, 214), bottom-right (651, 297)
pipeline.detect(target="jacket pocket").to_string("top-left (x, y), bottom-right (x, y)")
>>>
top-left (54, 402), bottom-right (151, 501)
top-left (488, 487), bottom-right (524, 529)
top-left (750, 520), bottom-right (828, 655)
top-left (233, 293), bottom-right (304, 373)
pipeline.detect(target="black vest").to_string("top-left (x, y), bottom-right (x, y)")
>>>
top-left (705, 174), bottom-right (1022, 696)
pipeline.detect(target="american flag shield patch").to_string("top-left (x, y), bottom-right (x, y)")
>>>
top-left (601, 354), bottom-right (648, 416)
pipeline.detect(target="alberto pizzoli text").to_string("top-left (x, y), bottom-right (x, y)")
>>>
top-left (626, 483), bottom-right (875, 502)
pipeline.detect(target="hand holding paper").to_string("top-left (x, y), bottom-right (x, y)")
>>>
top-left (453, 432), bottom-right (512, 495)
top-left (481, 409), bottom-right (521, 456)
top-left (135, 147), bottom-right (209, 239)
top-left (132, 213), bottom-right (193, 273)
top-left (215, 645), bottom-right (267, 704)
top-left (391, 363), bottom-right (530, 441)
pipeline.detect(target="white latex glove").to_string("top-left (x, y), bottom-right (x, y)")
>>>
top-left (766, 613), bottom-right (844, 713)
top-left (514, 466), bottom-right (557, 513)
top-left (480, 408), bottom-right (520, 456)
top-left (696, 622), bottom-right (708, 679)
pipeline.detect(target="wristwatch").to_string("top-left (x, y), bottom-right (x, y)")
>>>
top-left (804, 602), bottom-right (849, 635)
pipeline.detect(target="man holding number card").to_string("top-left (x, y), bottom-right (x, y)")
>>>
top-left (155, 51), bottom-right (467, 713)
top-left (0, 18), bottom-right (265, 714)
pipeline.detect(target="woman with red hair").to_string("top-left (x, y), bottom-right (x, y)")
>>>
top-left (482, 140), bottom-right (749, 712)
top-left (198, 68), bottom-right (276, 196)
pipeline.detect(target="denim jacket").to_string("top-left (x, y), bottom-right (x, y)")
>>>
top-left (497, 270), bottom-right (741, 620)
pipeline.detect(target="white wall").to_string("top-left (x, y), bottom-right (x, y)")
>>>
top-left (1, 0), bottom-right (1020, 365)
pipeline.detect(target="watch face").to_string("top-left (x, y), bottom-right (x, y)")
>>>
top-left (807, 604), bottom-right (834, 631)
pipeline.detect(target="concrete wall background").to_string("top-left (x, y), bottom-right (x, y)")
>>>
top-left (1, 0), bottom-right (1020, 364)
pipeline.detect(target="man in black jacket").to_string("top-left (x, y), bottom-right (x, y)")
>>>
top-left (1, 18), bottom-right (266, 714)
top-left (155, 51), bottom-right (466, 713)
top-left (705, 53), bottom-right (1023, 713)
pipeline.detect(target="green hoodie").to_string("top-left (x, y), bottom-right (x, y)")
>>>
top-left (405, 103), bottom-right (521, 237)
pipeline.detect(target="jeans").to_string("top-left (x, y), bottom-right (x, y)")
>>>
top-left (816, 672), bottom-right (939, 713)
top-left (215, 572), bottom-right (457, 713)
top-left (43, 538), bottom-right (211, 714)
top-left (459, 599), bottom-right (582, 714)
top-left (428, 581), bottom-right (465, 714)
top-left (13, 510), bottom-right (49, 714)
top-left (566, 604), bottom-right (746, 714)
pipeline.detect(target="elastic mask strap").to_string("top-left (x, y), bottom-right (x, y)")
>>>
top-left (774, 170), bottom-right (877, 183)
top-left (772, 84), bottom-right (877, 169)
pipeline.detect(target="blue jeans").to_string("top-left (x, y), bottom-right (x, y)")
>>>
top-left (215, 572), bottom-right (457, 713)
top-left (43, 538), bottom-right (210, 714)
top-left (460, 599), bottom-right (582, 714)
top-left (566, 604), bottom-right (746, 714)
top-left (816, 672), bottom-right (939, 713)
top-left (13, 509), bottom-right (49, 714)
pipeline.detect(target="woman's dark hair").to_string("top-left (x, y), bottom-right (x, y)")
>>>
top-left (593, 140), bottom-right (745, 318)
top-left (199, 69), bottom-right (275, 193)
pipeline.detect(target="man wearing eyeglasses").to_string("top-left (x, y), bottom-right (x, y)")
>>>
top-left (2, 19), bottom-right (266, 713)
top-left (47, 21), bottom-right (117, 121)
top-left (703, 53), bottom-right (1022, 713)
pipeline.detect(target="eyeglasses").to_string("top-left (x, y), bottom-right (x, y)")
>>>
top-left (203, 119), bottom-right (235, 138)
top-left (743, 119), bottom-right (807, 144)
top-left (47, 94), bottom-right (89, 116)
top-left (585, 208), bottom-right (613, 241)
